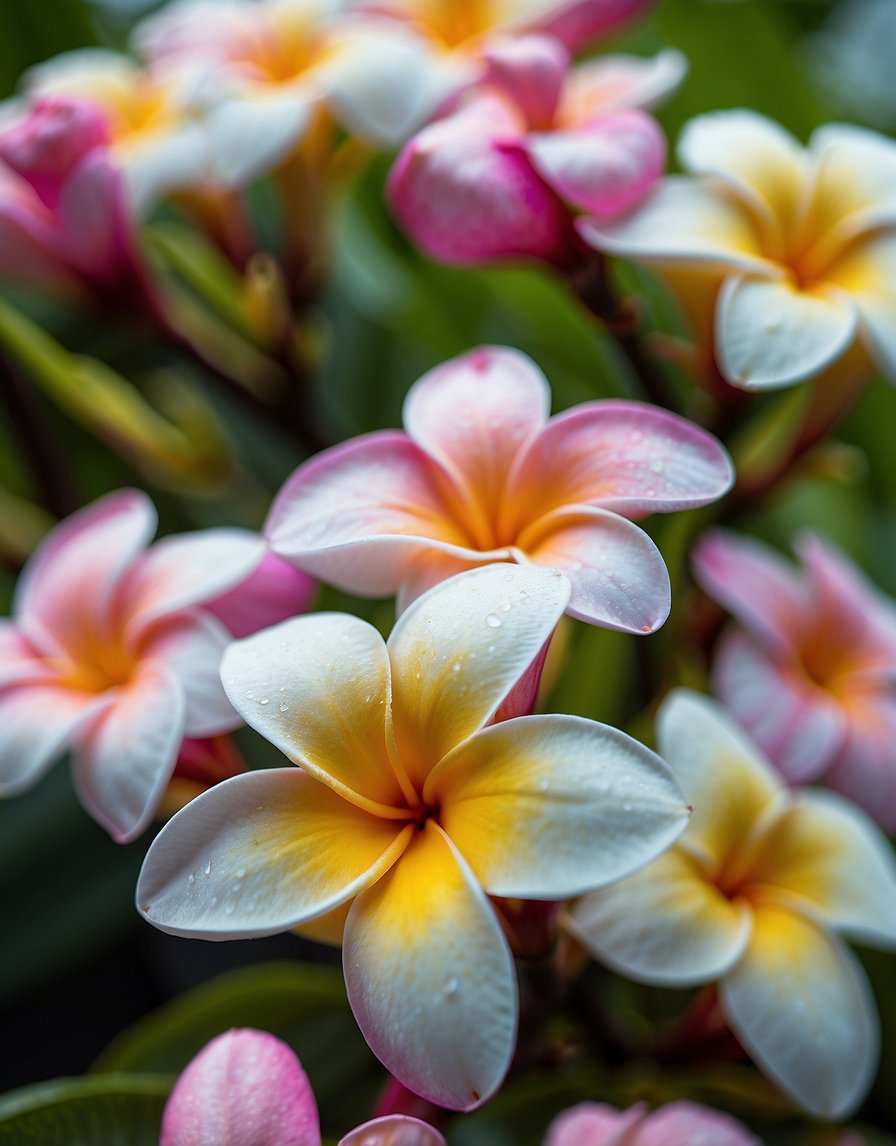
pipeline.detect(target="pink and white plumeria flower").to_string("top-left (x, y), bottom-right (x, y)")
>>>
top-left (389, 41), bottom-right (683, 266)
top-left (567, 689), bottom-right (896, 1120)
top-left (0, 489), bottom-right (312, 843)
top-left (136, 564), bottom-right (689, 1110)
top-left (580, 109), bottom-right (896, 390)
top-left (693, 528), bottom-right (896, 832)
top-left (545, 1099), bottom-right (758, 1146)
top-left (266, 345), bottom-right (733, 633)
top-left (160, 1027), bottom-right (445, 1145)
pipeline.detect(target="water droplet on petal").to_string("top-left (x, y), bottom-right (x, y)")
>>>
top-left (486, 613), bottom-right (501, 628)
top-left (444, 976), bottom-right (459, 997)
top-left (259, 697), bottom-right (269, 705)
top-left (204, 860), bottom-right (212, 877)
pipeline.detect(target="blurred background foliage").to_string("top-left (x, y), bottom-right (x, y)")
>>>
top-left (2, 0), bottom-right (896, 1141)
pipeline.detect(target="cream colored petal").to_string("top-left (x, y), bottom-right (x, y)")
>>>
top-left (824, 230), bottom-right (896, 385)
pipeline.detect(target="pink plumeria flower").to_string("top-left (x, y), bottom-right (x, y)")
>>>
top-left (389, 41), bottom-right (683, 267)
top-left (567, 690), bottom-right (896, 1120)
top-left (0, 489), bottom-right (312, 843)
top-left (160, 1027), bottom-right (444, 1145)
top-left (693, 528), bottom-right (896, 832)
top-left (580, 109), bottom-right (896, 390)
top-left (136, 564), bottom-right (688, 1109)
top-left (545, 1099), bottom-right (758, 1146)
top-left (266, 345), bottom-right (733, 634)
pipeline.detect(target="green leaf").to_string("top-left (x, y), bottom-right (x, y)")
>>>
top-left (0, 1074), bottom-right (171, 1146)
top-left (93, 961), bottom-right (382, 1135)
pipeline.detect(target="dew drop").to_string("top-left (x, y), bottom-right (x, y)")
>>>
top-left (188, 873), bottom-right (195, 885)
top-left (236, 867), bottom-right (246, 879)
top-left (649, 459), bottom-right (664, 474)
top-left (452, 662), bottom-right (462, 673)
top-left (259, 697), bottom-right (270, 705)
top-left (444, 976), bottom-right (459, 996)
top-left (204, 860), bottom-right (212, 877)
top-left (279, 704), bottom-right (289, 712)
top-left (245, 691), bottom-right (254, 699)
top-left (486, 613), bottom-right (502, 628)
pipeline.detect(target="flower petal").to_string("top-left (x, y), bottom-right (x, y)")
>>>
top-left (429, 714), bottom-right (688, 897)
top-left (544, 1102), bottom-right (643, 1146)
top-left (0, 682), bottom-right (109, 796)
top-left (529, 0), bottom-right (652, 50)
top-left (825, 695), bottom-right (896, 834)
top-left (578, 176), bottom-right (768, 272)
top-left (0, 622), bottom-right (54, 689)
top-left (137, 768), bottom-right (412, 938)
top-left (72, 663), bottom-right (185, 842)
top-left (825, 230), bottom-right (896, 384)
top-left (716, 274), bottom-right (858, 390)
top-left (720, 903), bottom-right (879, 1119)
top-left (483, 34), bottom-right (569, 130)
top-left (14, 489), bottom-right (156, 657)
top-left (343, 822), bottom-right (517, 1111)
top-left (160, 1029), bottom-right (321, 1146)
top-left (387, 564), bottom-right (570, 789)
top-left (205, 551), bottom-right (316, 638)
top-left (266, 431), bottom-right (481, 596)
top-left (403, 346), bottom-right (550, 536)
top-left (518, 507), bottom-right (670, 634)
top-left (207, 92), bottom-right (315, 188)
top-left (747, 789), bottom-right (896, 948)
top-left (505, 399), bottom-right (733, 528)
top-left (527, 110), bottom-right (665, 218)
top-left (691, 529), bottom-right (805, 653)
top-left (220, 614), bottom-right (404, 809)
top-left (712, 631), bottom-right (846, 785)
top-left (559, 49), bottom-right (687, 120)
top-left (339, 1116), bottom-right (446, 1146)
top-left (567, 848), bottom-right (751, 987)
top-left (636, 1101), bottom-right (760, 1146)
top-left (657, 690), bottom-right (782, 876)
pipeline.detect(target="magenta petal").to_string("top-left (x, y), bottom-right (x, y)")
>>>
top-left (527, 110), bottom-right (665, 218)
top-left (206, 552), bottom-right (316, 638)
top-left (160, 1028), bottom-right (321, 1146)
top-left (388, 93), bottom-right (576, 267)
top-left (13, 489), bottom-right (156, 657)
top-left (0, 169), bottom-right (73, 287)
top-left (533, 0), bottom-right (653, 50)
top-left (56, 150), bottom-right (140, 287)
top-left (483, 35), bottom-right (570, 129)
top-left (339, 1116), bottom-right (446, 1146)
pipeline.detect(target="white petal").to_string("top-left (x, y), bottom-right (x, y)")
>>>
top-left (143, 611), bottom-right (238, 737)
top-left (207, 92), bottom-right (315, 187)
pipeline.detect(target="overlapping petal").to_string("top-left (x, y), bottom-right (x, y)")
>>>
top-left (0, 622), bottom-right (53, 689)
top-left (143, 611), bottom-right (238, 737)
top-left (720, 903), bottom-right (878, 1120)
top-left (387, 564), bottom-right (570, 786)
top-left (136, 769), bottom-right (412, 939)
top-left (825, 230), bottom-right (896, 384)
top-left (339, 1117), bottom-right (446, 1146)
top-left (482, 35), bottom-right (568, 130)
top-left (559, 49), bottom-right (687, 119)
top-left (428, 713), bottom-right (688, 897)
top-left (343, 823), bottom-right (517, 1111)
top-left (568, 849), bottom-right (751, 987)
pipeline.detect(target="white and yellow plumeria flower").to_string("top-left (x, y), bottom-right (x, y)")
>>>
top-left (136, 563), bottom-right (688, 1110)
top-left (567, 689), bottom-right (896, 1120)
top-left (580, 110), bottom-right (896, 391)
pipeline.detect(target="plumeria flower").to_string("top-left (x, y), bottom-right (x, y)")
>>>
top-left (0, 489), bottom-right (312, 842)
top-left (136, 564), bottom-right (689, 1109)
top-left (265, 345), bottom-right (733, 634)
top-left (567, 689), bottom-right (896, 1119)
top-left (693, 528), bottom-right (896, 832)
top-left (161, 1027), bottom-right (445, 1145)
top-left (545, 1099), bottom-right (758, 1146)
top-left (389, 40), bottom-right (683, 267)
top-left (580, 109), bottom-right (896, 390)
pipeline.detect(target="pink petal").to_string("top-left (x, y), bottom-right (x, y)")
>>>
top-left (0, 622), bottom-right (54, 689)
top-left (72, 663), bottom-right (185, 842)
top-left (483, 35), bottom-right (569, 129)
top-left (0, 681), bottom-right (109, 796)
top-left (826, 694), bottom-right (896, 834)
top-left (559, 49), bottom-right (687, 121)
top-left (527, 109), bottom-right (666, 218)
top-left (119, 528), bottom-right (265, 639)
top-left (713, 630), bottom-right (847, 784)
top-left (403, 346), bottom-right (550, 536)
top-left (0, 168), bottom-right (73, 287)
top-left (205, 551), bottom-right (316, 638)
top-left (56, 149), bottom-right (141, 288)
top-left (544, 1102), bottom-right (643, 1146)
top-left (338, 1116), bottom-right (446, 1146)
top-left (636, 1101), bottom-right (760, 1146)
top-left (532, 0), bottom-right (653, 50)
top-left (14, 489), bottom-right (156, 658)
top-left (160, 1028), bottom-right (321, 1146)
top-left (266, 431), bottom-right (487, 597)
top-left (388, 92), bottom-right (577, 267)
top-left (519, 507), bottom-right (671, 633)
top-left (691, 529), bottom-right (805, 653)
top-left (503, 400), bottom-right (732, 536)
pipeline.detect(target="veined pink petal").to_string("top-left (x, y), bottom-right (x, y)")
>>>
top-left (483, 35), bottom-right (569, 130)
top-left (338, 1116), bottom-right (446, 1146)
top-left (504, 399), bottom-right (733, 531)
top-left (544, 1102), bottom-right (643, 1146)
top-left (517, 507), bottom-right (670, 634)
top-left (14, 489), bottom-right (156, 657)
top-left (527, 109), bottom-right (665, 218)
top-left (530, 0), bottom-right (653, 50)
top-left (692, 529), bottom-right (805, 653)
top-left (636, 1102), bottom-right (760, 1146)
top-left (388, 92), bottom-right (577, 267)
top-left (0, 681), bottom-right (109, 796)
top-left (266, 431), bottom-right (482, 596)
top-left (160, 1029), bottom-right (321, 1146)
top-left (713, 631), bottom-right (847, 784)
top-left (141, 610), bottom-right (238, 738)
top-left (559, 50), bottom-right (687, 121)
top-left (343, 823), bottom-right (517, 1111)
top-left (72, 663), bottom-right (186, 842)
top-left (403, 346), bottom-right (550, 538)
top-left (205, 551), bottom-right (316, 638)
top-left (119, 528), bottom-right (265, 638)
top-left (136, 769), bottom-right (413, 939)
